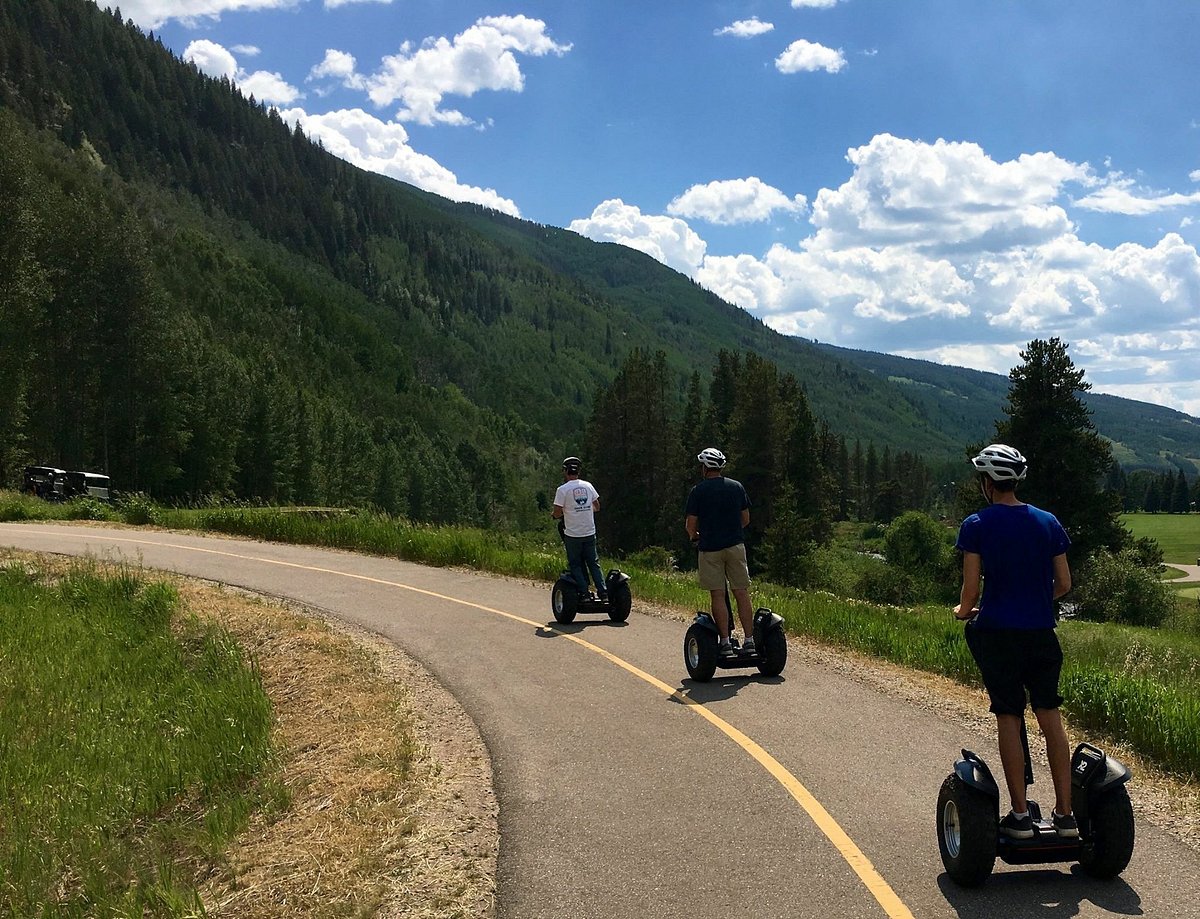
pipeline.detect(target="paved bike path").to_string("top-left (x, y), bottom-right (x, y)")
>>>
top-left (3, 523), bottom-right (1198, 918)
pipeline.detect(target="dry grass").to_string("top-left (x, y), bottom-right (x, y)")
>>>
top-left (182, 582), bottom-right (499, 919)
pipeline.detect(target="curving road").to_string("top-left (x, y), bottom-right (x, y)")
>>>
top-left (3, 523), bottom-right (1199, 918)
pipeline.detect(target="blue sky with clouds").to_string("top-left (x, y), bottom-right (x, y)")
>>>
top-left (118, 0), bottom-right (1200, 415)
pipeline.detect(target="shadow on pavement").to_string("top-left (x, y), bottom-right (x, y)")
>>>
top-left (533, 619), bottom-right (629, 636)
top-left (938, 867), bottom-right (1143, 917)
top-left (675, 673), bottom-right (785, 703)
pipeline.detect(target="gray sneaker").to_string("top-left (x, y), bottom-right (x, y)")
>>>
top-left (1000, 811), bottom-right (1035, 839)
top-left (742, 637), bottom-right (756, 654)
top-left (1052, 811), bottom-right (1079, 837)
top-left (718, 638), bottom-right (735, 657)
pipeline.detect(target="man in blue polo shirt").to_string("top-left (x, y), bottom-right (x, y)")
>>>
top-left (955, 444), bottom-right (1077, 840)
top-left (685, 447), bottom-right (756, 657)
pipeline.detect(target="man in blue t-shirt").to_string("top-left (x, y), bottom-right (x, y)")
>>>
top-left (955, 444), bottom-right (1077, 840)
top-left (685, 447), bottom-right (756, 657)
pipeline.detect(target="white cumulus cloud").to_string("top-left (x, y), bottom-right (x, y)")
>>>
top-left (569, 200), bottom-right (706, 276)
top-left (791, 0), bottom-right (841, 8)
top-left (113, 0), bottom-right (297, 30)
top-left (308, 49), bottom-right (366, 90)
top-left (276, 107), bottom-right (520, 215)
top-left (1074, 183), bottom-right (1200, 215)
top-left (667, 177), bottom-right (806, 225)
top-left (775, 39), bottom-right (846, 74)
top-left (367, 15), bottom-right (571, 126)
top-left (714, 18), bottom-right (775, 38)
top-left (573, 135), bottom-right (1200, 413)
top-left (183, 39), bottom-right (237, 79)
top-left (184, 40), bottom-right (301, 105)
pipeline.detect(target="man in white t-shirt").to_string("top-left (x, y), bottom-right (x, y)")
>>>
top-left (551, 456), bottom-right (607, 600)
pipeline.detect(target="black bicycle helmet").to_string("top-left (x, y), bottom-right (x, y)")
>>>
top-left (562, 456), bottom-right (582, 475)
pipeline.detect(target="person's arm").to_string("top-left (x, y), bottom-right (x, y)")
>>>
top-left (1052, 553), bottom-right (1071, 598)
top-left (592, 498), bottom-right (600, 513)
top-left (955, 551), bottom-right (981, 620)
top-left (741, 509), bottom-right (750, 529)
top-left (551, 502), bottom-right (564, 520)
top-left (685, 514), bottom-right (699, 543)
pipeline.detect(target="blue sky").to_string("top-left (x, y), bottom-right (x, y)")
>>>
top-left (119, 0), bottom-right (1200, 415)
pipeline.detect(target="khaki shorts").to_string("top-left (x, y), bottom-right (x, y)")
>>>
top-left (698, 544), bottom-right (751, 591)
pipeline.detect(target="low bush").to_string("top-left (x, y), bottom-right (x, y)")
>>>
top-left (118, 492), bottom-right (161, 526)
top-left (1073, 548), bottom-right (1176, 627)
top-left (63, 497), bottom-right (114, 521)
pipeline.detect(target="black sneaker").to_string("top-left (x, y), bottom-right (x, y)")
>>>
top-left (1000, 811), bottom-right (1035, 839)
top-left (718, 638), bottom-right (735, 658)
top-left (1052, 811), bottom-right (1079, 837)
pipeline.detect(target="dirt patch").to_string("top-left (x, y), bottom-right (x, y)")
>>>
top-left (183, 582), bottom-right (499, 919)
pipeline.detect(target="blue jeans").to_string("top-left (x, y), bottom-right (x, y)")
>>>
top-left (563, 534), bottom-right (606, 597)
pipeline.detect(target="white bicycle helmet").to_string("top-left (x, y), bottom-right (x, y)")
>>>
top-left (697, 447), bottom-right (727, 469)
top-left (971, 444), bottom-right (1027, 482)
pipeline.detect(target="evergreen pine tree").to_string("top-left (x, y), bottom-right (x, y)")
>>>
top-left (994, 338), bottom-right (1129, 565)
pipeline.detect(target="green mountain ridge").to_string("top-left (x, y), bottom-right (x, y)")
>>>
top-left (810, 343), bottom-right (1200, 474)
top-left (1, 0), bottom-right (1195, 525)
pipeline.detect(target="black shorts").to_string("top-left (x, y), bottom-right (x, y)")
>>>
top-left (964, 626), bottom-right (1064, 715)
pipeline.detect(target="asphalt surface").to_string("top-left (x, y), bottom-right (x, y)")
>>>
top-left (3, 522), bottom-right (1199, 919)
top-left (1164, 563), bottom-right (1200, 583)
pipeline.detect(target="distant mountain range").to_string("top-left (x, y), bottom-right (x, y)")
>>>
top-left (1, 0), bottom-right (1195, 518)
top-left (810, 344), bottom-right (1200, 473)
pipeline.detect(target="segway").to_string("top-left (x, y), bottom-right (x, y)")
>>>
top-left (551, 569), bottom-right (632, 624)
top-left (683, 603), bottom-right (787, 682)
top-left (937, 720), bottom-right (1135, 886)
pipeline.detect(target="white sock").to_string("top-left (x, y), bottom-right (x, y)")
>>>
top-left (1011, 810), bottom-right (1029, 819)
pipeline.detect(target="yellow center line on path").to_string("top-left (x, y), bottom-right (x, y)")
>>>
top-left (13, 528), bottom-right (916, 919)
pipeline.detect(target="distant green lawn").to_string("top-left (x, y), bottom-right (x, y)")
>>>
top-left (1121, 512), bottom-right (1200, 566)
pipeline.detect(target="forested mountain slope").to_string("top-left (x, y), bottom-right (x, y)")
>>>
top-left (814, 344), bottom-right (1200, 473)
top-left (1, 0), bottom-right (1193, 526)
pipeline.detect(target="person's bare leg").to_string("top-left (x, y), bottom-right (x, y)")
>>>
top-left (710, 589), bottom-right (731, 640)
top-left (997, 714), bottom-right (1028, 813)
top-left (732, 587), bottom-right (754, 641)
top-left (1035, 707), bottom-right (1073, 816)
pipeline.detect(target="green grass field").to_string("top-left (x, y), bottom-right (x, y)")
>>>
top-left (0, 558), bottom-right (275, 916)
top-left (1122, 512), bottom-right (1200, 566)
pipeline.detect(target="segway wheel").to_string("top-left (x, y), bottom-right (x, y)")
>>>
top-left (937, 774), bottom-right (997, 887)
top-left (1080, 785), bottom-right (1135, 879)
top-left (607, 575), bottom-right (632, 623)
top-left (551, 578), bottom-right (580, 624)
top-left (684, 623), bottom-right (718, 682)
top-left (756, 626), bottom-right (787, 677)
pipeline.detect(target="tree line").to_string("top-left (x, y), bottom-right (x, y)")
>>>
top-left (580, 348), bottom-right (938, 584)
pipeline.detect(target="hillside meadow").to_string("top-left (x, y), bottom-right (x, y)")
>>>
top-left (1122, 512), bottom-right (1200, 566)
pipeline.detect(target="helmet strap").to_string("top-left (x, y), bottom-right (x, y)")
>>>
top-left (979, 474), bottom-right (994, 505)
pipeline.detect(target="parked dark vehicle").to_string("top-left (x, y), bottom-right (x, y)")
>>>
top-left (23, 466), bottom-right (67, 500)
top-left (62, 471), bottom-right (112, 501)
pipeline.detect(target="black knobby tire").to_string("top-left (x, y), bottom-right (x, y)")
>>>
top-left (684, 624), bottom-right (718, 682)
top-left (551, 579), bottom-right (580, 624)
top-left (1080, 785), bottom-right (1135, 879)
top-left (756, 626), bottom-right (787, 676)
top-left (937, 774), bottom-right (997, 887)
top-left (608, 578), bottom-right (632, 622)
